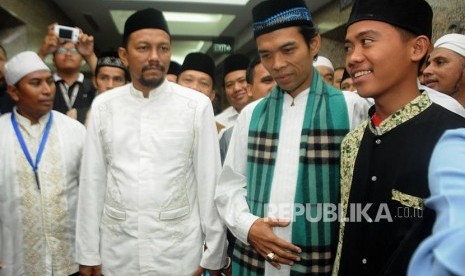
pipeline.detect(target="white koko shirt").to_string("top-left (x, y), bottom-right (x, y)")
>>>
top-left (0, 109), bottom-right (85, 276)
top-left (76, 80), bottom-right (227, 275)
top-left (215, 89), bottom-right (372, 275)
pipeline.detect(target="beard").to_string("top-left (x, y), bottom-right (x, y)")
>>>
top-left (139, 76), bottom-right (164, 88)
top-left (138, 64), bottom-right (166, 88)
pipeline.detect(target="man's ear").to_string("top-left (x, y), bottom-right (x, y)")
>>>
top-left (210, 89), bottom-right (216, 102)
top-left (246, 84), bottom-right (253, 98)
top-left (7, 84), bottom-right (20, 102)
top-left (309, 33), bottom-right (321, 58)
top-left (411, 35), bottom-right (430, 62)
top-left (118, 47), bottom-right (129, 67)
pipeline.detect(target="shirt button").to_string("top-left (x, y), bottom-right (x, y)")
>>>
top-left (371, 176), bottom-right (377, 181)
top-left (375, 139), bottom-right (382, 144)
top-left (362, 258), bottom-right (367, 264)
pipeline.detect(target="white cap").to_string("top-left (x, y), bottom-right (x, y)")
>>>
top-left (434, 33), bottom-right (465, 58)
top-left (4, 51), bottom-right (50, 85)
top-left (313, 56), bottom-right (334, 72)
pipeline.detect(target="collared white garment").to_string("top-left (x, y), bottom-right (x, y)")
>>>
top-left (215, 106), bottom-right (239, 130)
top-left (0, 109), bottom-right (86, 276)
top-left (53, 72), bottom-right (85, 87)
top-left (76, 80), bottom-right (227, 275)
top-left (421, 84), bottom-right (465, 117)
top-left (215, 89), bottom-right (371, 275)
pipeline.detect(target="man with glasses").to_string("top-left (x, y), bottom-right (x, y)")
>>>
top-left (38, 23), bottom-right (97, 124)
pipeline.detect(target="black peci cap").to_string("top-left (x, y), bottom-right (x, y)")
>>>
top-left (123, 8), bottom-right (170, 45)
top-left (347, 0), bottom-right (433, 39)
top-left (223, 53), bottom-right (250, 80)
top-left (179, 52), bottom-right (216, 83)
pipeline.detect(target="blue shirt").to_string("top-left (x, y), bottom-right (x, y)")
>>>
top-left (408, 128), bottom-right (465, 276)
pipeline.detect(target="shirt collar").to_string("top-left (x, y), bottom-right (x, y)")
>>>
top-left (13, 106), bottom-right (51, 129)
top-left (129, 79), bottom-right (169, 99)
top-left (368, 91), bottom-right (432, 135)
top-left (53, 72), bottom-right (84, 84)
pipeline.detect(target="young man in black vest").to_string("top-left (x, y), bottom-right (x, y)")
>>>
top-left (333, 0), bottom-right (465, 275)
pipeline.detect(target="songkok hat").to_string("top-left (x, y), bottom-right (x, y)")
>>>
top-left (4, 51), bottom-right (50, 85)
top-left (314, 56), bottom-right (334, 72)
top-left (179, 52), bottom-right (216, 83)
top-left (434, 34), bottom-right (465, 58)
top-left (252, 0), bottom-right (314, 38)
top-left (223, 53), bottom-right (250, 80)
top-left (96, 55), bottom-right (127, 73)
top-left (347, 0), bottom-right (433, 39)
top-left (123, 8), bottom-right (170, 45)
top-left (167, 61), bottom-right (181, 76)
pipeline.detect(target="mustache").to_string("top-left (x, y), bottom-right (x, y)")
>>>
top-left (142, 64), bottom-right (165, 73)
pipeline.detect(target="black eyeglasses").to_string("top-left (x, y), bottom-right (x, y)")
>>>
top-left (56, 47), bottom-right (78, 55)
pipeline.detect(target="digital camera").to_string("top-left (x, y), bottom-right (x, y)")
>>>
top-left (54, 25), bottom-right (79, 43)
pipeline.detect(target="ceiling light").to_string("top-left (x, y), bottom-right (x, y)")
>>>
top-left (108, 0), bottom-right (249, 5)
top-left (110, 10), bottom-right (234, 37)
top-left (164, 12), bottom-right (222, 23)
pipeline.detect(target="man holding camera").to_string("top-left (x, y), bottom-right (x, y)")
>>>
top-left (38, 23), bottom-right (97, 124)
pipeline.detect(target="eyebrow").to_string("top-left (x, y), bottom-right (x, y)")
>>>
top-left (345, 30), bottom-right (381, 43)
top-left (258, 41), bottom-right (297, 54)
top-left (261, 76), bottom-right (273, 81)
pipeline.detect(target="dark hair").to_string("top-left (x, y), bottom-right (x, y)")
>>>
top-left (246, 56), bottom-right (262, 84)
top-left (298, 25), bottom-right (319, 48)
top-left (393, 26), bottom-right (429, 71)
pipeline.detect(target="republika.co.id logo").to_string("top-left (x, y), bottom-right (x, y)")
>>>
top-left (264, 203), bottom-right (423, 223)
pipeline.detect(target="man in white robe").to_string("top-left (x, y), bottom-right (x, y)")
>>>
top-left (0, 51), bottom-right (85, 276)
top-left (215, 54), bottom-right (251, 133)
top-left (75, 8), bottom-right (227, 276)
top-left (214, 0), bottom-right (371, 275)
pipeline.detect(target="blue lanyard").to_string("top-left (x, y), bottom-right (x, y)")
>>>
top-left (11, 111), bottom-right (53, 190)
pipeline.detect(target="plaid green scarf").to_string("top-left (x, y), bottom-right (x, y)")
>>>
top-left (232, 71), bottom-right (349, 275)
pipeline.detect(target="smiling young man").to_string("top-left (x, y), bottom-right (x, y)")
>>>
top-left (333, 0), bottom-right (465, 275)
top-left (423, 33), bottom-right (465, 108)
top-left (214, 0), bottom-right (371, 275)
top-left (75, 8), bottom-right (227, 276)
top-left (215, 53), bottom-right (251, 132)
top-left (0, 51), bottom-right (86, 276)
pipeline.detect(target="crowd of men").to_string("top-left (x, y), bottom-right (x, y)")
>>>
top-left (1, 0), bottom-right (465, 275)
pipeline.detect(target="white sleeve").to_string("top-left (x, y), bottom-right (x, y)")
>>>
top-left (194, 100), bottom-right (228, 270)
top-left (75, 104), bottom-right (108, 266)
top-left (342, 91), bottom-right (373, 129)
top-left (215, 105), bottom-right (260, 245)
top-left (422, 85), bottom-right (465, 118)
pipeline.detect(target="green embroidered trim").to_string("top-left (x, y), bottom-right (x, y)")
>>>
top-left (332, 120), bottom-right (369, 275)
top-left (368, 92), bottom-right (432, 135)
top-left (391, 189), bottom-right (425, 210)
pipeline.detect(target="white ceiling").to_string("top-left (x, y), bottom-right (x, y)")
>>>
top-left (51, 0), bottom-right (332, 64)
